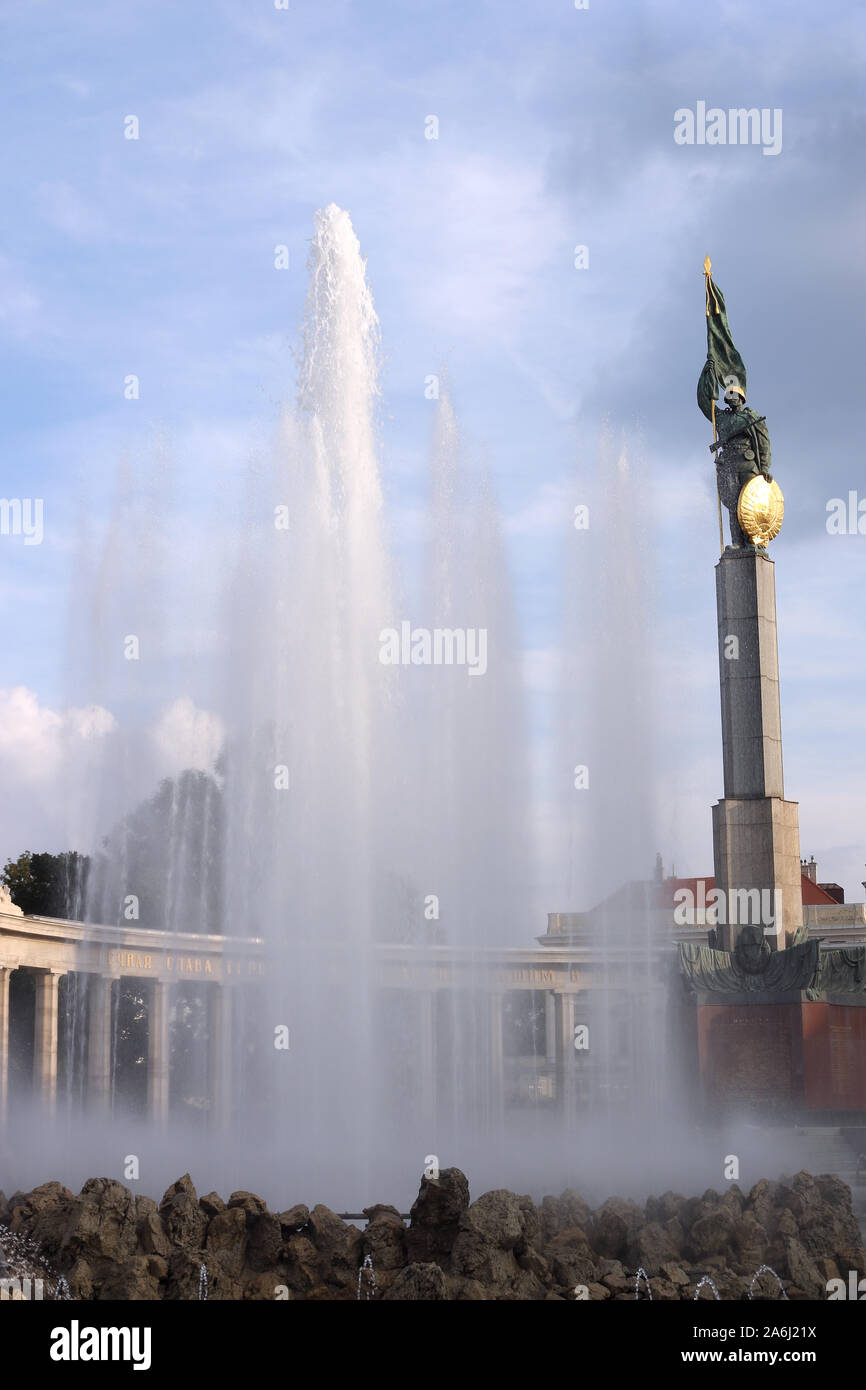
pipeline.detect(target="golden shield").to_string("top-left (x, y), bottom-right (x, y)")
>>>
top-left (737, 475), bottom-right (784, 547)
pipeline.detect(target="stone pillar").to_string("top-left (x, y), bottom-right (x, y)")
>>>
top-left (0, 966), bottom-right (12, 1123)
top-left (713, 550), bottom-right (802, 950)
top-left (147, 980), bottom-right (170, 1125)
top-left (87, 974), bottom-right (113, 1113)
top-left (34, 969), bottom-right (64, 1112)
top-left (554, 990), bottom-right (577, 1125)
top-left (210, 983), bottom-right (234, 1129)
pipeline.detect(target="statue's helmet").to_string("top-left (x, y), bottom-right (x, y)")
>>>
top-left (723, 373), bottom-right (745, 406)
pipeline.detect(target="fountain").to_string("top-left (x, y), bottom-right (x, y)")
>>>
top-left (748, 1265), bottom-right (788, 1301)
top-left (693, 1274), bottom-right (721, 1301)
top-left (4, 202), bottom-right (530, 1210)
top-left (356, 1254), bottom-right (376, 1301)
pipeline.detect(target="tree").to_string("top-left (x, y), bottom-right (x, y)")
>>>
top-left (1, 850), bottom-right (90, 919)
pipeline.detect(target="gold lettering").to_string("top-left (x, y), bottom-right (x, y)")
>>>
top-left (144, 956), bottom-right (152, 970)
top-left (166, 956), bottom-right (173, 970)
top-left (194, 959), bottom-right (201, 972)
top-left (204, 960), bottom-right (213, 975)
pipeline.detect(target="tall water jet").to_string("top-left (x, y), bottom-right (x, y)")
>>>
top-left (218, 204), bottom-right (399, 1203)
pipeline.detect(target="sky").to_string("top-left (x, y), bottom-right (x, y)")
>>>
top-left (0, 0), bottom-right (864, 907)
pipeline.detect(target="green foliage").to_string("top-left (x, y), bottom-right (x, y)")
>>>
top-left (1, 850), bottom-right (90, 918)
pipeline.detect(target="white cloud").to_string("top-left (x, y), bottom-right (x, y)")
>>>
top-left (0, 687), bottom-right (116, 857)
top-left (150, 696), bottom-right (224, 778)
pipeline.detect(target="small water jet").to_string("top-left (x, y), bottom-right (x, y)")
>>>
top-left (693, 1274), bottom-right (721, 1301)
top-left (633, 1267), bottom-right (653, 1300)
top-left (199, 1263), bottom-right (208, 1301)
top-left (0, 1224), bottom-right (66, 1299)
top-left (748, 1265), bottom-right (788, 1300)
top-left (356, 1254), bottom-right (376, 1301)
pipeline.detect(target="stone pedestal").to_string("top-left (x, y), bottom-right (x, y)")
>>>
top-left (712, 550), bottom-right (802, 950)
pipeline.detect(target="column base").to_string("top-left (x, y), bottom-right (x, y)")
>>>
top-left (712, 796), bottom-right (802, 951)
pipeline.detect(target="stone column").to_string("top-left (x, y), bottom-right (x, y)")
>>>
top-left (713, 550), bottom-right (802, 950)
top-left (87, 974), bottom-right (113, 1113)
top-left (147, 980), bottom-right (170, 1125)
top-left (554, 990), bottom-right (577, 1126)
top-left (210, 983), bottom-right (234, 1129)
top-left (0, 966), bottom-right (12, 1123)
top-left (34, 969), bottom-right (64, 1112)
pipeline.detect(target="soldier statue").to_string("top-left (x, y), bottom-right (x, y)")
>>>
top-left (710, 373), bottom-right (772, 549)
top-left (698, 259), bottom-right (778, 551)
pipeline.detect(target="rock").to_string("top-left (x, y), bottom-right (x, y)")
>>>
top-left (512, 1268), bottom-right (547, 1300)
top-left (591, 1197), bottom-right (643, 1259)
top-left (61, 1179), bottom-right (140, 1264)
top-left (447, 1275), bottom-right (488, 1300)
top-left (246, 1211), bottom-right (282, 1273)
top-left (784, 1237), bottom-right (825, 1299)
top-left (746, 1178), bottom-right (777, 1230)
top-left (308, 1205), bottom-right (363, 1284)
top-left (629, 1221), bottom-right (682, 1275)
top-left (227, 1191), bottom-right (267, 1217)
top-left (206, 1206), bottom-right (248, 1281)
top-left (166, 1248), bottom-right (223, 1300)
top-left (199, 1192), bottom-right (225, 1219)
top-left (362, 1207), bottom-right (406, 1272)
top-left (451, 1191), bottom-right (525, 1288)
top-left (546, 1228), bottom-right (599, 1288)
top-left (406, 1168), bottom-right (470, 1266)
top-left (245, 1272), bottom-right (284, 1299)
top-left (159, 1175), bottom-right (207, 1252)
top-left (66, 1257), bottom-right (93, 1300)
top-left (660, 1261), bottom-right (689, 1286)
top-left (283, 1234), bottom-right (320, 1296)
top-left (7, 1181), bottom-right (72, 1230)
top-left (720, 1186), bottom-right (745, 1218)
top-left (279, 1204), bottom-right (310, 1235)
top-left (518, 1247), bottom-right (551, 1284)
top-left (539, 1189), bottom-right (594, 1243)
top-left (688, 1208), bottom-right (733, 1258)
top-left (516, 1194), bottom-right (540, 1250)
top-left (98, 1255), bottom-right (162, 1300)
top-left (383, 1262), bottom-right (448, 1300)
top-left (138, 1208), bottom-right (172, 1259)
top-left (731, 1211), bottom-right (767, 1269)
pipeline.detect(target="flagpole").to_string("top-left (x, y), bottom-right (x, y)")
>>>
top-left (704, 255), bottom-right (725, 556)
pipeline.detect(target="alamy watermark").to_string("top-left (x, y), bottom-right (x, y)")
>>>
top-left (379, 622), bottom-right (487, 676)
top-left (673, 881), bottom-right (782, 935)
top-left (0, 498), bottom-right (43, 545)
top-left (826, 492), bottom-right (866, 534)
top-left (674, 102), bottom-right (782, 157)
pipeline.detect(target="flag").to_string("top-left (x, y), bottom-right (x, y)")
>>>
top-left (698, 271), bottom-right (747, 421)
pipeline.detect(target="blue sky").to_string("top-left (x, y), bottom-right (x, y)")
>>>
top-left (0, 0), bottom-right (864, 904)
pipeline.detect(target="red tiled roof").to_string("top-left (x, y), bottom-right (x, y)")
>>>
top-left (658, 874), bottom-right (838, 908)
